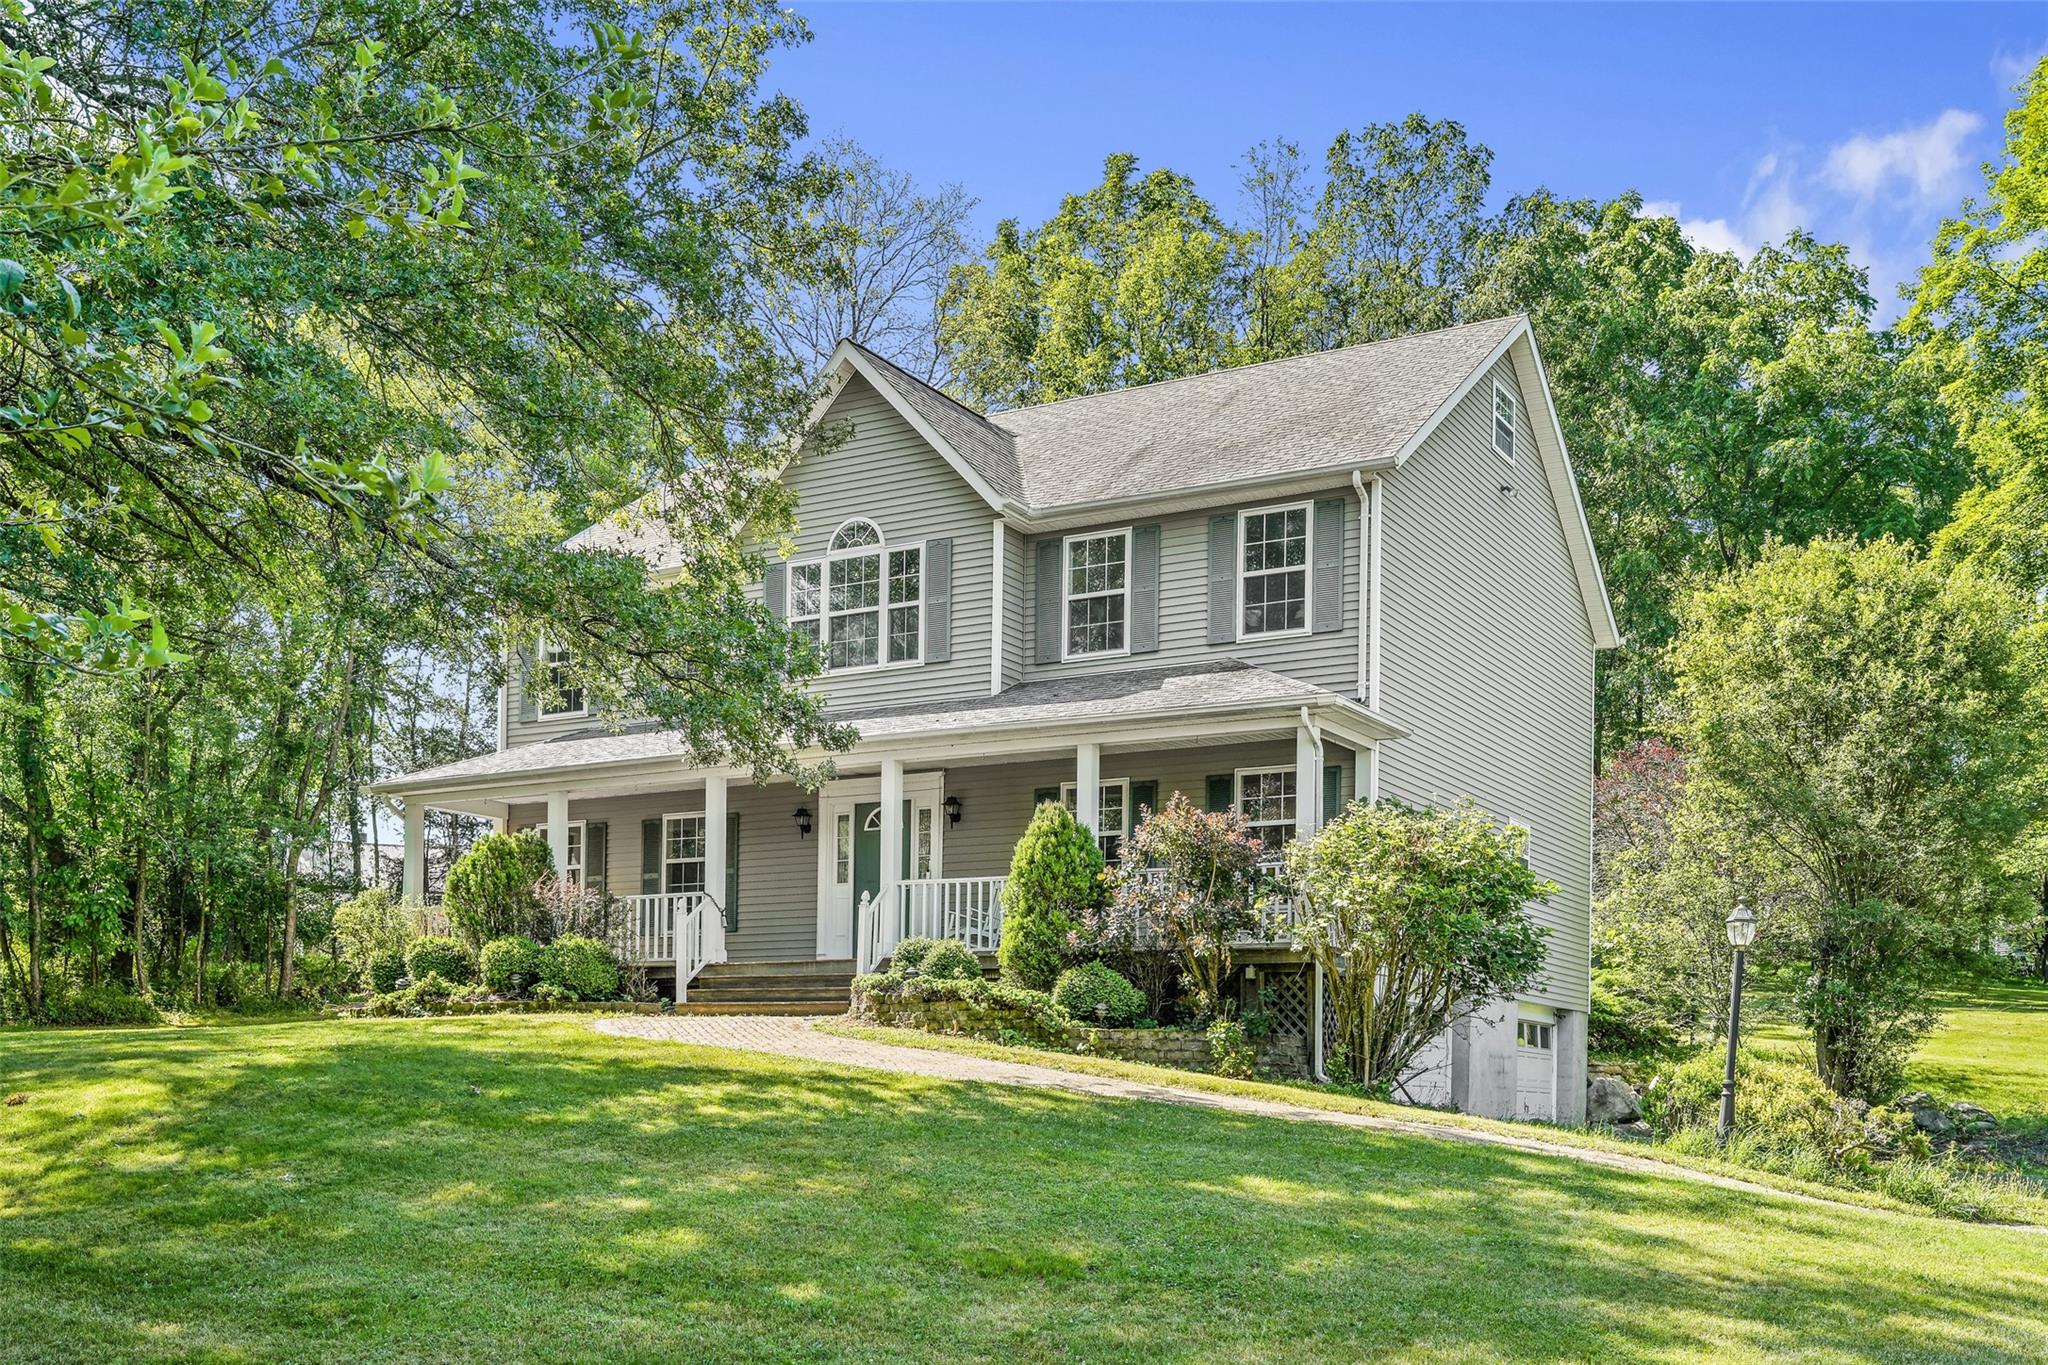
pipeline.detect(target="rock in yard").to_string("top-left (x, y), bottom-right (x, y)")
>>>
top-left (1897, 1090), bottom-right (1955, 1136)
top-left (1586, 1075), bottom-right (1642, 1126)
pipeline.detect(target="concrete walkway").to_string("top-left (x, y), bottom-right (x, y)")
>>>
top-left (592, 1014), bottom-right (1924, 1214)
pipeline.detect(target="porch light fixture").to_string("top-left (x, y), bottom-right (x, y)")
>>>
top-left (793, 806), bottom-right (812, 839)
top-left (1718, 903), bottom-right (1758, 1142)
top-left (944, 794), bottom-right (962, 827)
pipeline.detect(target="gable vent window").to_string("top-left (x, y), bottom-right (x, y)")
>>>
top-left (791, 518), bottom-right (921, 672)
top-left (1493, 381), bottom-right (1518, 463)
top-left (537, 635), bottom-right (585, 718)
top-left (1239, 504), bottom-right (1309, 637)
top-left (1064, 529), bottom-right (1130, 657)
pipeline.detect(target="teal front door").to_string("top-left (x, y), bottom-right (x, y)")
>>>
top-left (850, 800), bottom-right (914, 946)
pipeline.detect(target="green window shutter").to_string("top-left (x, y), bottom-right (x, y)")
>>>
top-left (1207, 513), bottom-right (1238, 644)
top-left (725, 812), bottom-right (740, 932)
top-left (1323, 765), bottom-right (1342, 829)
top-left (1130, 525), bottom-right (1161, 654)
top-left (1032, 786), bottom-right (1060, 808)
top-left (517, 647), bottom-right (538, 723)
top-left (925, 538), bottom-right (952, 663)
top-left (1130, 780), bottom-right (1158, 832)
top-left (1034, 539), bottom-right (1062, 664)
top-left (640, 818), bottom-right (661, 896)
top-left (585, 822), bottom-right (608, 900)
top-left (1312, 498), bottom-right (1345, 634)
top-left (1204, 774), bottom-right (1234, 813)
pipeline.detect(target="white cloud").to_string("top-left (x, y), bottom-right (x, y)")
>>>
top-left (1638, 198), bottom-right (1683, 221)
top-left (1822, 109), bottom-right (1983, 203)
top-left (1636, 199), bottom-right (1749, 256)
top-left (1991, 44), bottom-right (2046, 91)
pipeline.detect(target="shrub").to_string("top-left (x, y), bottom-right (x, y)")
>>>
top-left (853, 970), bottom-right (1072, 1043)
top-left (1590, 978), bottom-right (1679, 1061)
top-left (287, 954), bottom-right (347, 1004)
top-left (1093, 794), bottom-right (1264, 1020)
top-left (480, 936), bottom-right (544, 995)
top-left (210, 960), bottom-right (266, 1008)
top-left (443, 831), bottom-right (554, 947)
top-left (529, 982), bottom-right (575, 1008)
top-left (406, 935), bottom-right (476, 985)
top-left (42, 985), bottom-right (160, 1027)
top-left (889, 936), bottom-right (944, 973)
top-left (999, 801), bottom-right (1104, 990)
top-left (1207, 1017), bottom-right (1256, 1078)
top-left (331, 888), bottom-right (419, 982)
top-left (366, 972), bottom-right (459, 1017)
top-left (366, 948), bottom-right (408, 994)
top-left (540, 934), bottom-right (619, 1000)
top-left (918, 939), bottom-right (983, 981)
top-left (1051, 961), bottom-right (1146, 1025)
top-left (1642, 1046), bottom-right (1885, 1167)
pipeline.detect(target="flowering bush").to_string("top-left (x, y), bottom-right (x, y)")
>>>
top-left (1091, 795), bottom-right (1265, 1021)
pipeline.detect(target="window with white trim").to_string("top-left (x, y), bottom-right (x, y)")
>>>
top-left (791, 519), bottom-right (921, 671)
top-left (533, 821), bottom-right (585, 886)
top-left (1239, 504), bottom-right (1309, 637)
top-left (1063, 529), bottom-right (1129, 657)
top-left (1235, 768), bottom-right (1297, 852)
top-left (834, 811), bottom-right (853, 886)
top-left (1493, 380), bottom-right (1517, 463)
top-left (662, 814), bottom-right (707, 896)
top-left (1061, 779), bottom-right (1130, 860)
top-left (1517, 1020), bottom-right (1553, 1050)
top-left (537, 635), bottom-right (585, 717)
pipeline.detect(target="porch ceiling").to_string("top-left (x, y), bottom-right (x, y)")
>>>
top-left (371, 661), bottom-right (1401, 806)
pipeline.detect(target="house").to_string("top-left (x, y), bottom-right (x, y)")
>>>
top-left (372, 314), bottom-right (1618, 1123)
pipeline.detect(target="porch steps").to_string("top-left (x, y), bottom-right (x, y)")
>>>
top-left (673, 958), bottom-right (854, 1016)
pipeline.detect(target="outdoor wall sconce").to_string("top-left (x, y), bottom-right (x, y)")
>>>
top-left (793, 806), bottom-right (812, 839)
top-left (944, 794), bottom-right (963, 827)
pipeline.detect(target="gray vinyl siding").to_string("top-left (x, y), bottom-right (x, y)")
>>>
top-left (752, 374), bottom-right (995, 711)
top-left (1373, 355), bottom-right (1596, 1012)
top-left (1018, 490), bottom-right (1363, 694)
top-left (502, 660), bottom-right (601, 748)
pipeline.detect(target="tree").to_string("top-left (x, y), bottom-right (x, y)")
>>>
top-left (1092, 795), bottom-right (1265, 1020)
top-left (751, 137), bottom-right (975, 383)
top-left (441, 832), bottom-right (553, 948)
top-left (1285, 799), bottom-right (1551, 1091)
top-left (997, 800), bottom-right (1104, 990)
top-left (1671, 537), bottom-right (2037, 1098)
top-left (938, 154), bottom-right (1247, 408)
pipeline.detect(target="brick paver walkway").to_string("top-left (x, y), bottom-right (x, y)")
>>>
top-left (590, 1015), bottom-right (1899, 1210)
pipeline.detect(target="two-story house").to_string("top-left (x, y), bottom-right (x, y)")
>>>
top-left (373, 314), bottom-right (1618, 1123)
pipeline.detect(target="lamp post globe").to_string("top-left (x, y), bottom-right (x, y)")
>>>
top-left (1718, 902), bottom-right (1756, 1142)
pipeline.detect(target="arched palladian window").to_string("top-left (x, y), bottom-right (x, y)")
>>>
top-left (788, 518), bottom-right (922, 670)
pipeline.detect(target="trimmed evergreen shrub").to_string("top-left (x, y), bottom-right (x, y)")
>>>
top-left (406, 935), bottom-right (476, 985)
top-left (540, 934), bottom-right (619, 1000)
top-left (917, 939), bottom-right (983, 981)
top-left (480, 936), bottom-right (544, 995)
top-left (1051, 961), bottom-right (1146, 1025)
top-left (998, 801), bottom-right (1104, 990)
top-left (443, 831), bottom-right (554, 947)
top-left (367, 948), bottom-right (407, 994)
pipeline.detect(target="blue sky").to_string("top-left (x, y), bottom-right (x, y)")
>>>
top-left (773, 2), bottom-right (2045, 318)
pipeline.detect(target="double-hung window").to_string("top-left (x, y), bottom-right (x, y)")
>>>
top-left (662, 814), bottom-right (707, 896)
top-left (1063, 529), bottom-right (1130, 658)
top-left (1061, 779), bottom-right (1130, 860)
top-left (537, 635), bottom-right (585, 717)
top-left (1235, 768), bottom-right (1297, 853)
top-left (1493, 380), bottom-right (1518, 463)
top-left (1239, 504), bottom-right (1310, 637)
top-left (533, 821), bottom-right (585, 885)
top-left (791, 519), bottom-right (921, 671)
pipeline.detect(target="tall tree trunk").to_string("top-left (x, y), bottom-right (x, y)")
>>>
top-left (131, 688), bottom-right (152, 1001)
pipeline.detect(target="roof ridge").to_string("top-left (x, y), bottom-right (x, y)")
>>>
top-left (991, 313), bottom-right (1528, 421)
top-left (845, 339), bottom-right (1010, 438)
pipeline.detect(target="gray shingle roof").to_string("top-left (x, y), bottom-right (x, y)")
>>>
top-left (989, 315), bottom-right (1522, 509)
top-left (375, 662), bottom-right (1360, 792)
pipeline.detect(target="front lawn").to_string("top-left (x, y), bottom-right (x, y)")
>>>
top-left (5, 1017), bottom-right (2048, 1363)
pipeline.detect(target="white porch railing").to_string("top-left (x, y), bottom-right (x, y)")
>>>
top-left (856, 865), bottom-right (1299, 973)
top-left (617, 892), bottom-right (691, 966)
top-left (668, 893), bottom-right (727, 1002)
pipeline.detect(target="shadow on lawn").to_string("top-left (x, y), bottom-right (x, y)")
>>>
top-left (4, 1018), bottom-right (2048, 1363)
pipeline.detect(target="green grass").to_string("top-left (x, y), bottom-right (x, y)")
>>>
top-left (5, 1018), bottom-right (2048, 1362)
top-left (1906, 977), bottom-right (2048, 1125)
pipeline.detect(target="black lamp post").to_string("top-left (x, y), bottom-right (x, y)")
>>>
top-left (1718, 902), bottom-right (1757, 1142)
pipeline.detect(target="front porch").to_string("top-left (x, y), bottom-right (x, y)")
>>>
top-left (375, 662), bottom-right (1400, 996)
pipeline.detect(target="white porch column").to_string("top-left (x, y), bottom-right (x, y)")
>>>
top-left (546, 791), bottom-right (570, 888)
top-left (1295, 718), bottom-right (1320, 842)
top-left (703, 774), bottom-right (728, 914)
top-left (1074, 740), bottom-right (1101, 835)
top-left (879, 758), bottom-right (904, 902)
top-left (401, 800), bottom-right (426, 903)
